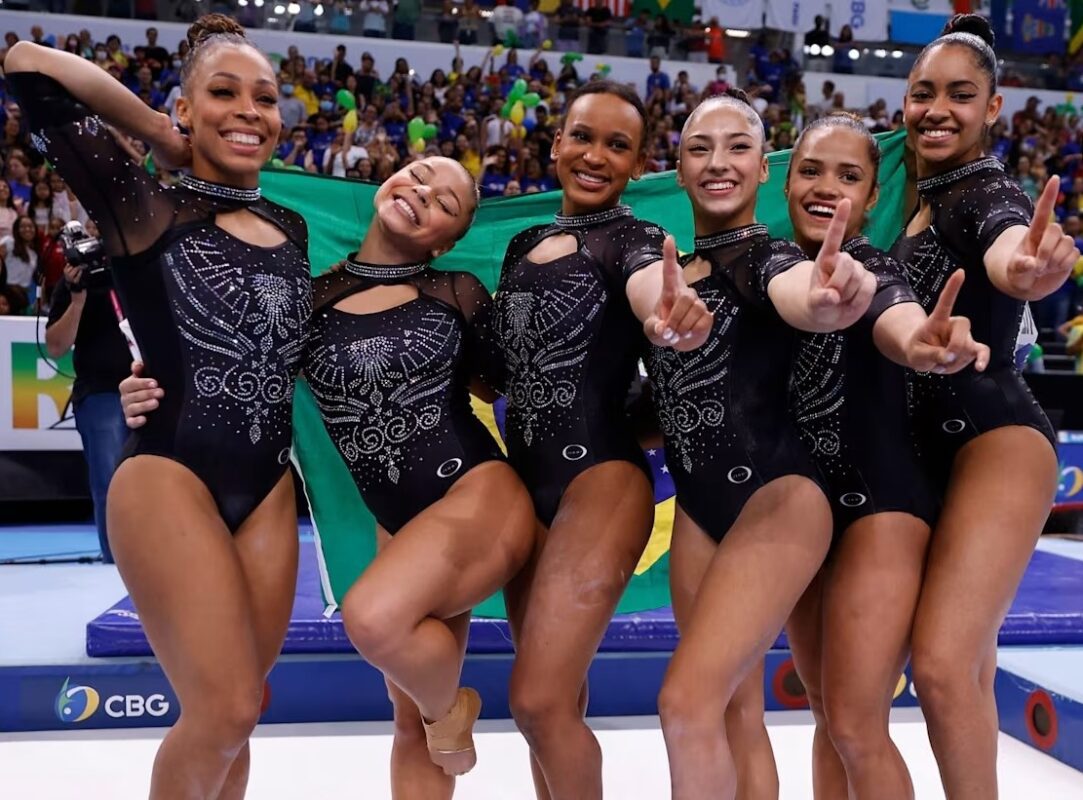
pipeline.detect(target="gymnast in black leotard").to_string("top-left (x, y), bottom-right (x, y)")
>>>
top-left (6, 17), bottom-right (311, 798)
top-left (496, 208), bottom-right (665, 525)
top-left (889, 16), bottom-right (1078, 798)
top-left (307, 257), bottom-right (504, 534)
top-left (782, 115), bottom-right (987, 800)
top-left (123, 156), bottom-right (536, 789)
top-left (497, 81), bottom-right (714, 800)
top-left (650, 92), bottom-right (878, 800)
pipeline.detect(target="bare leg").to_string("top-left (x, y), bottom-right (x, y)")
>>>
top-left (910, 427), bottom-right (1058, 800)
top-left (670, 507), bottom-right (778, 800)
top-left (213, 474), bottom-right (299, 800)
top-left (107, 457), bottom-right (285, 800)
top-left (341, 461), bottom-right (534, 774)
top-left (508, 461), bottom-right (655, 800)
top-left (658, 476), bottom-right (832, 800)
top-left (385, 613), bottom-right (471, 800)
top-left (786, 570), bottom-right (847, 800)
top-left (820, 513), bottom-right (929, 800)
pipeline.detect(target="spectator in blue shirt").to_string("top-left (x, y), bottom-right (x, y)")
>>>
top-left (646, 54), bottom-right (670, 101)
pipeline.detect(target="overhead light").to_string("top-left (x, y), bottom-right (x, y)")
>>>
top-left (287, 2), bottom-right (300, 14)
top-left (237, 0), bottom-right (247, 5)
top-left (849, 49), bottom-right (860, 61)
top-left (274, 4), bottom-right (285, 13)
top-left (822, 45), bottom-right (834, 56)
top-left (254, 0), bottom-right (264, 5)
top-left (313, 3), bottom-right (323, 14)
top-left (809, 44), bottom-right (821, 56)
top-left (891, 50), bottom-right (903, 59)
top-left (874, 49), bottom-right (887, 58)
top-left (726, 29), bottom-right (751, 39)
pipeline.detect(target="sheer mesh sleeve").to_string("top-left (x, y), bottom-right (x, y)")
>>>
top-left (7, 72), bottom-right (176, 259)
top-left (934, 171), bottom-right (1033, 262)
top-left (757, 238), bottom-right (807, 301)
top-left (451, 270), bottom-right (505, 394)
top-left (613, 218), bottom-right (666, 279)
top-left (845, 238), bottom-right (918, 323)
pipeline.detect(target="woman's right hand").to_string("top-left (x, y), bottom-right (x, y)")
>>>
top-left (150, 115), bottom-right (192, 172)
top-left (119, 361), bottom-right (163, 429)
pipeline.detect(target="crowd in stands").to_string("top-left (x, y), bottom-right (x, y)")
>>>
top-left (0, 19), bottom-right (1079, 353)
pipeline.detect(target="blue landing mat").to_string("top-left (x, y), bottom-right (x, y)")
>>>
top-left (86, 542), bottom-right (1083, 658)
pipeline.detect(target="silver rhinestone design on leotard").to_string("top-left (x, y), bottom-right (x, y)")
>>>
top-left (179, 174), bottom-right (261, 203)
top-left (344, 257), bottom-right (428, 280)
top-left (693, 224), bottom-right (769, 252)
top-left (916, 157), bottom-right (1003, 195)
top-left (553, 204), bottom-right (632, 229)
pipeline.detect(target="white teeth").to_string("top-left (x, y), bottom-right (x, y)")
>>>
top-left (575, 171), bottom-right (606, 184)
top-left (924, 129), bottom-right (953, 138)
top-left (395, 197), bottom-right (419, 224)
top-left (807, 204), bottom-right (836, 217)
top-left (224, 132), bottom-right (260, 145)
top-left (704, 181), bottom-right (735, 191)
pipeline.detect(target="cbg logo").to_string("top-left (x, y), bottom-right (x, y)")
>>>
top-left (55, 677), bottom-right (100, 723)
top-left (54, 678), bottom-right (171, 723)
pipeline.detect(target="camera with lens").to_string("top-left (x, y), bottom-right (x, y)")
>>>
top-left (60, 220), bottom-right (109, 288)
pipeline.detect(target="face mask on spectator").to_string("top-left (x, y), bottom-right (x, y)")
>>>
top-left (95, 49), bottom-right (107, 61)
top-left (172, 59), bottom-right (182, 69)
top-left (282, 84), bottom-right (295, 96)
top-left (319, 100), bottom-right (334, 112)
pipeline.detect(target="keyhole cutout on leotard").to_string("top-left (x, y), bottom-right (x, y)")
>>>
top-left (682, 255), bottom-right (713, 284)
top-left (332, 284), bottom-right (421, 315)
top-left (525, 233), bottom-right (579, 264)
top-left (905, 203), bottom-right (933, 238)
top-left (215, 208), bottom-right (289, 248)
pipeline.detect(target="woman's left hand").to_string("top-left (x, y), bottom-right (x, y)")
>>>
top-left (643, 235), bottom-right (713, 351)
top-left (1005, 177), bottom-right (1080, 298)
top-left (905, 269), bottom-right (990, 374)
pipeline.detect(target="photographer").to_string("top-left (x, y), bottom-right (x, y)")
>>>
top-left (44, 237), bottom-right (131, 564)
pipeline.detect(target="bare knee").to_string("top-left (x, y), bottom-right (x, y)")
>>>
top-left (188, 680), bottom-right (264, 753)
top-left (658, 676), bottom-right (725, 742)
top-left (509, 679), bottom-right (578, 743)
top-left (911, 643), bottom-right (978, 721)
top-left (824, 697), bottom-right (887, 765)
top-left (342, 598), bottom-right (406, 664)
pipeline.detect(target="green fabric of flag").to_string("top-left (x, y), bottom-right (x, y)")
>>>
top-left (1073, 0), bottom-right (1083, 54)
top-left (631, 0), bottom-right (696, 25)
top-left (267, 129), bottom-right (909, 615)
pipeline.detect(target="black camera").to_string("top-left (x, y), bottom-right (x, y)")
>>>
top-left (59, 220), bottom-right (109, 287)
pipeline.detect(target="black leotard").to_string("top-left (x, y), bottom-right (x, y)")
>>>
top-left (647, 224), bottom-right (821, 544)
top-left (493, 205), bottom-right (663, 525)
top-left (305, 258), bottom-right (505, 534)
top-left (791, 237), bottom-right (939, 534)
top-left (890, 157), bottom-right (1055, 493)
top-left (11, 72), bottom-right (311, 532)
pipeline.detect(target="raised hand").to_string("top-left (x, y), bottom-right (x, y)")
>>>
top-left (643, 235), bottom-right (713, 351)
top-left (150, 114), bottom-right (192, 172)
top-left (119, 361), bottom-right (163, 430)
top-left (807, 199), bottom-right (877, 330)
top-left (906, 269), bottom-right (990, 374)
top-left (1006, 176), bottom-right (1080, 298)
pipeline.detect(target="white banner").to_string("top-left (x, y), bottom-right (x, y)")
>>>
top-left (0, 316), bottom-right (81, 451)
top-left (764, 0), bottom-right (826, 33)
top-left (831, 0), bottom-right (890, 41)
top-left (888, 0), bottom-right (955, 13)
top-left (701, 0), bottom-right (765, 30)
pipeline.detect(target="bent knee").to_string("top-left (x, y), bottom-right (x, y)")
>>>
top-left (342, 601), bottom-right (406, 662)
top-left (508, 681), bottom-right (578, 739)
top-left (188, 682), bottom-right (265, 751)
top-left (910, 645), bottom-right (981, 712)
top-left (658, 680), bottom-right (722, 738)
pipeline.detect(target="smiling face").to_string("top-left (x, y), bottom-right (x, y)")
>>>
top-left (786, 125), bottom-right (878, 256)
top-left (371, 157), bottom-right (478, 259)
top-left (904, 42), bottom-right (1002, 173)
top-left (552, 91), bottom-right (645, 216)
top-left (677, 102), bottom-right (767, 234)
top-left (176, 44), bottom-right (282, 188)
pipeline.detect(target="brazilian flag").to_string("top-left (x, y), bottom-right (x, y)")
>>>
top-left (264, 129), bottom-right (909, 616)
top-left (632, 0), bottom-right (696, 25)
top-left (1073, 0), bottom-right (1083, 54)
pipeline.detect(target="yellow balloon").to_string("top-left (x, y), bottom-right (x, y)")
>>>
top-left (449, 71), bottom-right (459, 82)
top-left (492, 44), bottom-right (505, 56)
top-left (412, 137), bottom-right (426, 153)
top-left (510, 101), bottom-right (525, 125)
top-left (342, 109), bottom-right (358, 134)
top-left (542, 39), bottom-right (552, 50)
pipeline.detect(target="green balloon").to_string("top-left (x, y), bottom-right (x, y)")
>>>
top-left (500, 99), bottom-right (514, 119)
top-left (408, 116), bottom-right (426, 143)
top-left (336, 89), bottom-right (357, 111)
top-left (423, 123), bottom-right (438, 140)
top-left (561, 52), bottom-right (584, 65)
top-left (522, 92), bottom-right (541, 108)
top-left (270, 158), bottom-right (286, 168)
top-left (509, 78), bottom-right (528, 103)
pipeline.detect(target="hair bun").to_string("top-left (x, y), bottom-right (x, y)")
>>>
top-left (186, 13), bottom-right (246, 50)
top-left (942, 13), bottom-right (994, 47)
top-left (724, 87), bottom-right (752, 105)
